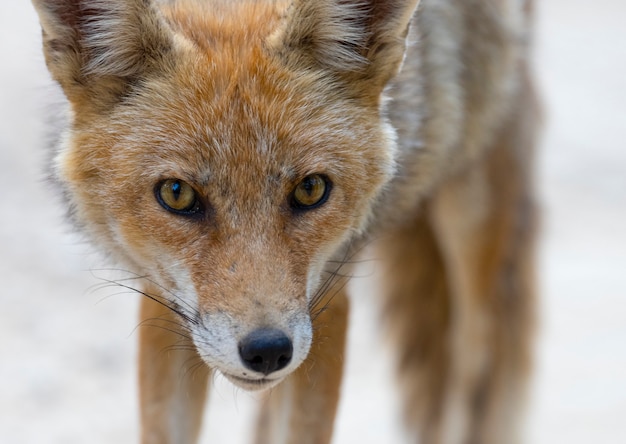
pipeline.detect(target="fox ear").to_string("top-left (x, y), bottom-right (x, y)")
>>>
top-left (32, 0), bottom-right (173, 110)
top-left (271, 0), bottom-right (420, 99)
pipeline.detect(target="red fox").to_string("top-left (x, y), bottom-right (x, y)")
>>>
top-left (32, 0), bottom-right (538, 442)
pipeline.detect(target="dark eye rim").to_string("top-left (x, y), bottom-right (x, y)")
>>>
top-left (154, 179), bottom-right (204, 217)
top-left (290, 174), bottom-right (333, 211)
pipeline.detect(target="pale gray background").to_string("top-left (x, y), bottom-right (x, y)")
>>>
top-left (1, 1), bottom-right (625, 442)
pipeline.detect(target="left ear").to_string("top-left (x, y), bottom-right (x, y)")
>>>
top-left (31, 0), bottom-right (174, 113)
top-left (270, 0), bottom-right (421, 99)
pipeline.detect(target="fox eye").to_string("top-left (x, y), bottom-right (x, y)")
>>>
top-left (155, 179), bottom-right (201, 215)
top-left (291, 174), bottom-right (331, 210)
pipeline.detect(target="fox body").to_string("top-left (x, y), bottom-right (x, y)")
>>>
top-left (32, 0), bottom-right (538, 443)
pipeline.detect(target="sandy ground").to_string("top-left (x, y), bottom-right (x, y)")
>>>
top-left (1, 1), bottom-right (625, 443)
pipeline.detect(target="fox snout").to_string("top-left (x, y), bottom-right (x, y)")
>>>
top-left (192, 306), bottom-right (312, 390)
top-left (183, 253), bottom-right (314, 390)
top-left (239, 328), bottom-right (293, 375)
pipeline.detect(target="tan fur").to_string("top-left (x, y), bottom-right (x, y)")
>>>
top-left (32, 0), bottom-right (538, 442)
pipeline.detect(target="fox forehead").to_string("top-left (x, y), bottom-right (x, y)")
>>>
top-left (62, 0), bottom-right (395, 187)
top-left (89, 37), bottom-right (384, 193)
top-left (101, 63), bottom-right (373, 201)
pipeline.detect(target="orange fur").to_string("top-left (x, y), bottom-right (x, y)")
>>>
top-left (32, 0), bottom-right (538, 442)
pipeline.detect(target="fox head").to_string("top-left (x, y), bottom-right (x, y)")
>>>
top-left (32, 0), bottom-right (419, 389)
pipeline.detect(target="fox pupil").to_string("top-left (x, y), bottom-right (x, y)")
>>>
top-left (302, 178), bottom-right (314, 196)
top-left (171, 181), bottom-right (182, 200)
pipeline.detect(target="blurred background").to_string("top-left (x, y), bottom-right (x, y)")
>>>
top-left (1, 1), bottom-right (625, 442)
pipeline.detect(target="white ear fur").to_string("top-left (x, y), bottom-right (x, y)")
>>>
top-left (32, 0), bottom-right (173, 105)
top-left (271, 0), bottom-right (421, 92)
top-left (80, 1), bottom-right (172, 77)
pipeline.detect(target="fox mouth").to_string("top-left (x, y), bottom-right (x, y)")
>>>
top-left (223, 373), bottom-right (283, 391)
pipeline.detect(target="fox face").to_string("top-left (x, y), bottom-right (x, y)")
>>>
top-left (33, 0), bottom-right (419, 389)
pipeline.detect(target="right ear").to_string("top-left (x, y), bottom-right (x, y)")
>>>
top-left (31, 0), bottom-right (174, 111)
top-left (270, 0), bottom-right (421, 102)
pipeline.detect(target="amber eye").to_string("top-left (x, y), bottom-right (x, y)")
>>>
top-left (291, 174), bottom-right (331, 210)
top-left (155, 179), bottom-right (201, 215)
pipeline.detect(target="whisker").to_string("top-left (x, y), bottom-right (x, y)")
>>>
top-left (92, 288), bottom-right (140, 305)
top-left (309, 238), bottom-right (377, 315)
top-left (311, 274), bottom-right (352, 321)
top-left (135, 319), bottom-right (194, 343)
top-left (309, 270), bottom-right (346, 315)
top-left (90, 268), bottom-right (200, 319)
top-left (92, 273), bottom-right (199, 326)
top-left (324, 257), bottom-right (377, 265)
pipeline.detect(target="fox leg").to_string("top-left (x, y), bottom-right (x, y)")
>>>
top-left (255, 282), bottom-right (349, 444)
top-left (377, 203), bottom-right (453, 444)
top-left (138, 290), bottom-right (210, 444)
top-left (429, 135), bottom-right (535, 444)
top-left (381, 85), bottom-right (537, 444)
top-left (429, 77), bottom-right (538, 444)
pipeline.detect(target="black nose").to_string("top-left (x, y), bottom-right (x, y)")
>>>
top-left (238, 328), bottom-right (293, 375)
